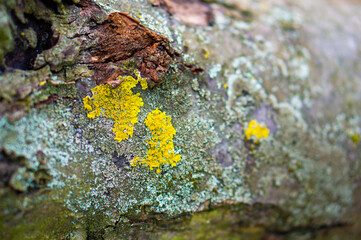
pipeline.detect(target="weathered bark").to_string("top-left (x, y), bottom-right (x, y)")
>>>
top-left (0, 0), bottom-right (361, 239)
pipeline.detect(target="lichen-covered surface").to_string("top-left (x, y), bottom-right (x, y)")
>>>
top-left (0, 0), bottom-right (361, 239)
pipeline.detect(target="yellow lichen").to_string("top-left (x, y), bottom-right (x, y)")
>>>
top-left (245, 120), bottom-right (269, 140)
top-left (131, 108), bottom-right (181, 173)
top-left (204, 50), bottom-right (210, 59)
top-left (39, 80), bottom-right (47, 86)
top-left (350, 133), bottom-right (360, 144)
top-left (83, 71), bottom-right (148, 142)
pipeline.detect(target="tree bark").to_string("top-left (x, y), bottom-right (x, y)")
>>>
top-left (0, 0), bottom-right (361, 239)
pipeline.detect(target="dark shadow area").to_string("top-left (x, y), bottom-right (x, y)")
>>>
top-left (4, 12), bottom-right (58, 70)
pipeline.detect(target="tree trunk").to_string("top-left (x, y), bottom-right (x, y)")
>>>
top-left (1, 0), bottom-right (361, 239)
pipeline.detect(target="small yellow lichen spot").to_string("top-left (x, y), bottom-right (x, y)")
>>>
top-left (204, 50), bottom-right (210, 59)
top-left (134, 70), bottom-right (148, 90)
top-left (132, 108), bottom-right (181, 173)
top-left (131, 156), bottom-right (140, 167)
top-left (39, 80), bottom-right (47, 86)
top-left (82, 71), bottom-right (148, 143)
top-left (245, 120), bottom-right (269, 140)
top-left (350, 134), bottom-right (360, 144)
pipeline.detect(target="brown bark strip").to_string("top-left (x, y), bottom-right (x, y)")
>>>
top-left (88, 12), bottom-right (179, 87)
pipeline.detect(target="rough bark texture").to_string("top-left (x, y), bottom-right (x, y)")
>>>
top-left (87, 11), bottom-right (179, 87)
top-left (0, 0), bottom-right (361, 239)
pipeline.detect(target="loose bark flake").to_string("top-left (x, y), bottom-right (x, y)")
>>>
top-left (88, 12), bottom-right (179, 87)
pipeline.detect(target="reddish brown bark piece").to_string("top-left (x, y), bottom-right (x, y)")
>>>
top-left (88, 12), bottom-right (178, 87)
top-left (152, 0), bottom-right (213, 26)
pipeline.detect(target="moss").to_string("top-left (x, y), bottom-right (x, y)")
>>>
top-left (0, 194), bottom-right (76, 240)
top-left (0, 5), bottom-right (14, 67)
top-left (155, 203), bottom-right (290, 240)
top-left (83, 71), bottom-right (148, 142)
top-left (131, 108), bottom-right (181, 173)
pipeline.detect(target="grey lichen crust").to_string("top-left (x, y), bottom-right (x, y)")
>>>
top-left (1, 0), bottom-right (361, 239)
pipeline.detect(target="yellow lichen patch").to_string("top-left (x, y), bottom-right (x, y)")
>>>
top-left (39, 80), bottom-right (47, 86)
top-left (204, 50), bottom-right (210, 59)
top-left (245, 120), bottom-right (269, 140)
top-left (83, 71), bottom-right (148, 142)
top-left (131, 108), bottom-right (181, 173)
top-left (350, 133), bottom-right (360, 144)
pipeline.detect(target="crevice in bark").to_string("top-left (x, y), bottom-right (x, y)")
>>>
top-left (4, 12), bottom-right (58, 70)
